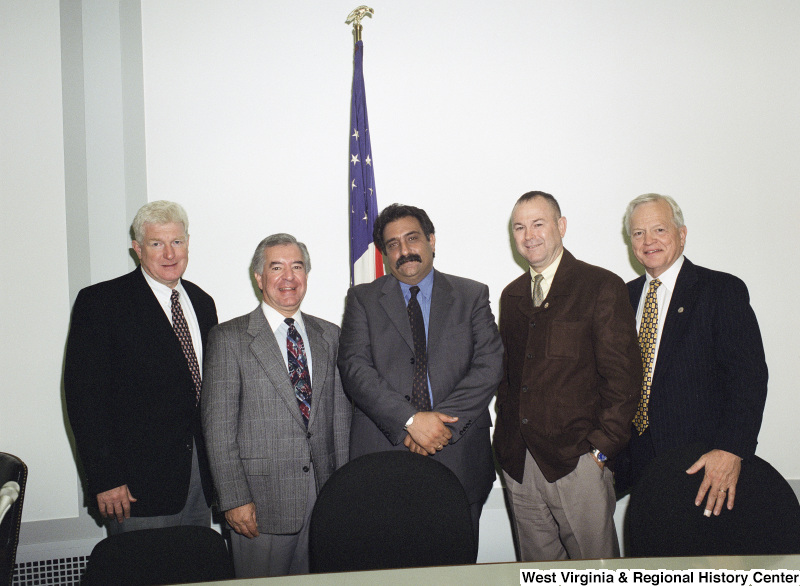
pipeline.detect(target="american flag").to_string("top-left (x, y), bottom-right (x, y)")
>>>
top-left (349, 40), bottom-right (383, 286)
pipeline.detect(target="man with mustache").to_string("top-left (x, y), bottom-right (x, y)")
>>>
top-left (338, 203), bottom-right (504, 545)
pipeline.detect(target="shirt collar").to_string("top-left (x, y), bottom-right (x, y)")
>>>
top-left (529, 249), bottom-right (563, 286)
top-left (261, 301), bottom-right (304, 334)
top-left (399, 268), bottom-right (434, 301)
top-left (141, 268), bottom-right (186, 300)
top-left (646, 255), bottom-right (684, 292)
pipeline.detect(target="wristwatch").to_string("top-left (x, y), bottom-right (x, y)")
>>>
top-left (590, 447), bottom-right (607, 463)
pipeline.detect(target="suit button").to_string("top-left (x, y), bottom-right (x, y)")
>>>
top-left (521, 418), bottom-right (529, 425)
top-left (530, 322), bottom-right (535, 327)
top-left (410, 357), bottom-right (415, 364)
top-left (306, 432), bottom-right (312, 439)
top-left (404, 395), bottom-right (411, 401)
top-left (303, 466), bottom-right (310, 473)
top-left (526, 354), bottom-right (532, 359)
top-left (522, 386), bottom-right (528, 393)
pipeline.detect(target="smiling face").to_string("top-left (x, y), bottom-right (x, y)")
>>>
top-left (131, 222), bottom-right (189, 288)
top-left (382, 216), bottom-right (436, 285)
top-left (254, 243), bottom-right (308, 317)
top-left (512, 196), bottom-right (567, 273)
top-left (629, 199), bottom-right (687, 278)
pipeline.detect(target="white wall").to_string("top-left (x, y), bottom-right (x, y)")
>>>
top-left (140, 0), bottom-right (800, 473)
top-left (3, 0), bottom-right (799, 565)
top-left (1, 0), bottom-right (78, 522)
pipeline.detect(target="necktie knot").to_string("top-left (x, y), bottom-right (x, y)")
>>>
top-left (285, 317), bottom-right (295, 327)
top-left (171, 289), bottom-right (180, 303)
top-left (650, 278), bottom-right (662, 291)
top-left (410, 285), bottom-right (420, 299)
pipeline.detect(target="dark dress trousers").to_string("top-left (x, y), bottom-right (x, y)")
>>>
top-left (65, 267), bottom-right (218, 516)
top-left (338, 270), bottom-right (504, 506)
top-left (615, 258), bottom-right (768, 492)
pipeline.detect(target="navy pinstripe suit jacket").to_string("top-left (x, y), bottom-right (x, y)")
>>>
top-left (621, 257), bottom-right (768, 483)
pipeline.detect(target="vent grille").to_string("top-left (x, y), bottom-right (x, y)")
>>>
top-left (13, 556), bottom-right (88, 585)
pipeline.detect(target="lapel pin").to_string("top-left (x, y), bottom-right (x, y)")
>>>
top-left (677, 307), bottom-right (684, 313)
top-left (544, 302), bottom-right (549, 309)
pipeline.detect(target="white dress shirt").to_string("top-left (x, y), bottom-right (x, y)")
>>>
top-left (261, 302), bottom-right (313, 385)
top-left (142, 270), bottom-right (204, 376)
top-left (635, 255), bottom-right (685, 378)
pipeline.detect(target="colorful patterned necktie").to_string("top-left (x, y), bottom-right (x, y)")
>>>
top-left (532, 273), bottom-right (544, 307)
top-left (285, 318), bottom-right (312, 426)
top-left (633, 278), bottom-right (662, 434)
top-left (171, 289), bottom-right (201, 405)
top-left (407, 286), bottom-right (432, 412)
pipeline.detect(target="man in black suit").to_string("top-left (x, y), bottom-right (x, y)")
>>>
top-left (618, 193), bottom-right (768, 517)
top-left (65, 200), bottom-right (217, 532)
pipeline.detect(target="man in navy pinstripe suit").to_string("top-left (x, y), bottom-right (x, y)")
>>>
top-left (617, 193), bottom-right (768, 517)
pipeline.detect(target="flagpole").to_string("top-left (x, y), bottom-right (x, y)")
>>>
top-left (346, 5), bottom-right (383, 287)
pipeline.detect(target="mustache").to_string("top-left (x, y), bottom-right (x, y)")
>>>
top-left (396, 254), bottom-right (423, 269)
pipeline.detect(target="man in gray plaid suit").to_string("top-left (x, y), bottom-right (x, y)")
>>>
top-left (202, 233), bottom-right (351, 578)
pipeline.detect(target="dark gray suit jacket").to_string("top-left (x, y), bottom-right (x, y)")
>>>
top-left (201, 307), bottom-right (351, 534)
top-left (338, 270), bottom-right (503, 505)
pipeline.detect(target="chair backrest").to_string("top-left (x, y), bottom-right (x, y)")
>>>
top-left (309, 450), bottom-right (477, 573)
top-left (0, 452), bottom-right (27, 586)
top-left (626, 443), bottom-right (800, 557)
top-left (81, 525), bottom-right (234, 586)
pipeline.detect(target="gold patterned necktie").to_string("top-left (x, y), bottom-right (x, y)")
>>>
top-left (171, 289), bottom-right (202, 405)
top-left (633, 278), bottom-right (661, 434)
top-left (532, 274), bottom-right (544, 308)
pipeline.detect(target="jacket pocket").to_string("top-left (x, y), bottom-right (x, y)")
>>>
top-left (241, 458), bottom-right (271, 476)
top-left (546, 320), bottom-right (585, 360)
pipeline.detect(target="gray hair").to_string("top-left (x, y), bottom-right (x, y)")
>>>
top-left (623, 193), bottom-right (685, 237)
top-left (132, 201), bottom-right (189, 243)
top-left (250, 233), bottom-right (312, 276)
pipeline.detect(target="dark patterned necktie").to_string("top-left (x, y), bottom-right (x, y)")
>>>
top-left (285, 318), bottom-right (312, 426)
top-left (171, 289), bottom-right (201, 404)
top-left (407, 286), bottom-right (432, 411)
top-left (633, 278), bottom-right (661, 434)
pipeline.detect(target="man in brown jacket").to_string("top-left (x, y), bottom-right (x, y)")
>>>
top-left (493, 191), bottom-right (641, 561)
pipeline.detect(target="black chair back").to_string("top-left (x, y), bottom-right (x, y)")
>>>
top-left (0, 452), bottom-right (27, 586)
top-left (309, 450), bottom-right (477, 573)
top-left (627, 443), bottom-right (800, 557)
top-left (82, 525), bottom-right (234, 585)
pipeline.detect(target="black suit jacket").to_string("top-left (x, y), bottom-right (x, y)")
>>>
top-left (65, 267), bottom-right (218, 516)
top-left (624, 258), bottom-right (768, 471)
